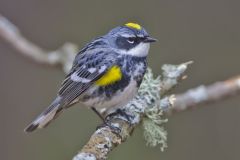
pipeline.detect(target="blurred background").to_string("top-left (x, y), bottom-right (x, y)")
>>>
top-left (0, 0), bottom-right (240, 160)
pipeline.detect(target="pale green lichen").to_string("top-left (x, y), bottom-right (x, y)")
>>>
top-left (142, 119), bottom-right (168, 151)
top-left (120, 63), bottom-right (190, 152)
top-left (143, 107), bottom-right (168, 151)
top-left (138, 68), bottom-right (169, 151)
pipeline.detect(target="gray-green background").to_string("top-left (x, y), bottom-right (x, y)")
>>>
top-left (1, 0), bottom-right (240, 160)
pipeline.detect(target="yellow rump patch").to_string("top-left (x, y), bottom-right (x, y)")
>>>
top-left (95, 65), bottom-right (122, 86)
top-left (125, 22), bottom-right (141, 30)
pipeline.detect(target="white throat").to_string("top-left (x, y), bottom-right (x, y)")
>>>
top-left (120, 42), bottom-right (150, 57)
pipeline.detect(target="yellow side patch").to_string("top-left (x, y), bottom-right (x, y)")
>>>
top-left (125, 22), bottom-right (141, 30)
top-left (95, 65), bottom-right (122, 86)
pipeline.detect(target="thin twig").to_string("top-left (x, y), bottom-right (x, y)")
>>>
top-left (0, 14), bottom-right (78, 73)
top-left (168, 76), bottom-right (240, 114)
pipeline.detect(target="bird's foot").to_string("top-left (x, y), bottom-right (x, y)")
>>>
top-left (106, 108), bottom-right (134, 123)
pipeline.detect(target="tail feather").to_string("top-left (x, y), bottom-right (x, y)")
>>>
top-left (24, 97), bottom-right (63, 133)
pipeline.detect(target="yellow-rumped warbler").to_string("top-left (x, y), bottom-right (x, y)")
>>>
top-left (25, 22), bottom-right (157, 132)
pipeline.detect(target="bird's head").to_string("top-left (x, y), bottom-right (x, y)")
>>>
top-left (106, 22), bottom-right (157, 57)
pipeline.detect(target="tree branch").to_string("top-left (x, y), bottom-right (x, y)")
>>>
top-left (0, 14), bottom-right (77, 73)
top-left (168, 75), bottom-right (240, 114)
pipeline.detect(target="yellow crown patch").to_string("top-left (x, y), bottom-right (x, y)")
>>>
top-left (125, 22), bottom-right (141, 30)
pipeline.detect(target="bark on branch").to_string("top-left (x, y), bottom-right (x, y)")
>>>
top-left (169, 75), bottom-right (240, 114)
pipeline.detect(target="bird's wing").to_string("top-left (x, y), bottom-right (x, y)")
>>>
top-left (58, 48), bottom-right (117, 107)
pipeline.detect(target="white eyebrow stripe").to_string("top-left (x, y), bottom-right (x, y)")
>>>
top-left (121, 33), bottom-right (136, 38)
top-left (70, 72), bottom-right (91, 83)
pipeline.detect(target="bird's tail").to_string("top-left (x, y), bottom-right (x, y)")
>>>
top-left (24, 97), bottom-right (63, 133)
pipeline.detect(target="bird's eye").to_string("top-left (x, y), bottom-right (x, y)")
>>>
top-left (127, 37), bottom-right (135, 44)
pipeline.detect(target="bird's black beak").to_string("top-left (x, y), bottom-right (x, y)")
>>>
top-left (143, 36), bottom-right (157, 43)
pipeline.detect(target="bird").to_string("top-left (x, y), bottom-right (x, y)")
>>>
top-left (24, 22), bottom-right (157, 132)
